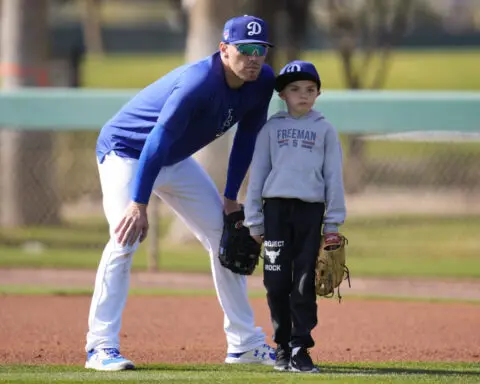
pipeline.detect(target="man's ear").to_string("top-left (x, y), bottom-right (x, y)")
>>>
top-left (278, 91), bottom-right (286, 100)
top-left (219, 42), bottom-right (229, 58)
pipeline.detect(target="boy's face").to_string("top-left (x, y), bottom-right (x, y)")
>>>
top-left (220, 42), bottom-right (267, 81)
top-left (279, 80), bottom-right (320, 116)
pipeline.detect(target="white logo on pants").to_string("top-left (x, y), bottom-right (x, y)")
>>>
top-left (265, 264), bottom-right (281, 271)
top-left (265, 248), bottom-right (280, 264)
top-left (247, 21), bottom-right (262, 36)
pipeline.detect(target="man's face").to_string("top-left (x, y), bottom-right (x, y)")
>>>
top-left (221, 43), bottom-right (268, 81)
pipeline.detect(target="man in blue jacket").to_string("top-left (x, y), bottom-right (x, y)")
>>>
top-left (85, 15), bottom-right (276, 371)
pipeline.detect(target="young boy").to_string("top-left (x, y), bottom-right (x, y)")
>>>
top-left (244, 60), bottom-right (346, 373)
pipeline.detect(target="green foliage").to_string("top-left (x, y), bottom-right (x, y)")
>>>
top-left (81, 49), bottom-right (480, 90)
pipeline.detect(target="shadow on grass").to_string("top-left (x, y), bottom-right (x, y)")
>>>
top-left (130, 363), bottom-right (480, 378)
top-left (323, 365), bottom-right (480, 377)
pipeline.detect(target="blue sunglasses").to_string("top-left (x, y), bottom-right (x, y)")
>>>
top-left (235, 43), bottom-right (268, 57)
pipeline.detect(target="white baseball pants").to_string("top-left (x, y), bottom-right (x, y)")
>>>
top-left (85, 151), bottom-right (265, 354)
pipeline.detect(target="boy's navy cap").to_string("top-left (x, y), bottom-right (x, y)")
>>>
top-left (222, 15), bottom-right (273, 47)
top-left (275, 60), bottom-right (321, 92)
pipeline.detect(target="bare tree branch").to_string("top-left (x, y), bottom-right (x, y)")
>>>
top-left (370, 0), bottom-right (414, 89)
top-left (324, 0), bottom-right (415, 194)
top-left (327, 0), bottom-right (362, 88)
top-left (327, 0), bottom-right (413, 90)
top-left (359, 0), bottom-right (377, 80)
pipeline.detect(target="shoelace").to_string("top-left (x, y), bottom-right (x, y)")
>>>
top-left (102, 348), bottom-right (122, 359)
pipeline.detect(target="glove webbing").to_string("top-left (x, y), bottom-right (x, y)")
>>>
top-left (324, 264), bottom-right (351, 303)
top-left (324, 236), bottom-right (350, 303)
top-left (337, 265), bottom-right (351, 303)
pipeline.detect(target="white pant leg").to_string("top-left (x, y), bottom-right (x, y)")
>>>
top-left (85, 153), bottom-right (143, 352)
top-left (155, 157), bottom-right (265, 353)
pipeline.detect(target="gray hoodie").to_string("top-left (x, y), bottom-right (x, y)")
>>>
top-left (244, 109), bottom-right (346, 236)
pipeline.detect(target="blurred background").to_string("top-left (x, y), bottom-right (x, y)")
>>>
top-left (0, 0), bottom-right (479, 281)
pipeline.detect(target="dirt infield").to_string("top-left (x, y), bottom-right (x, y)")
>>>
top-left (1, 295), bottom-right (479, 365)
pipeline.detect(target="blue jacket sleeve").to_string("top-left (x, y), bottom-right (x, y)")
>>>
top-left (132, 81), bottom-right (200, 204)
top-left (224, 88), bottom-right (273, 200)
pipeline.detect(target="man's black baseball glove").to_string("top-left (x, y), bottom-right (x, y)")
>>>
top-left (219, 208), bottom-right (261, 275)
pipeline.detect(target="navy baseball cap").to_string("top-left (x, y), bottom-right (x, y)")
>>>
top-left (222, 15), bottom-right (273, 47)
top-left (275, 60), bottom-right (321, 92)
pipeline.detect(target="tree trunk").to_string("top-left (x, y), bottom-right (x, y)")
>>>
top-left (0, 0), bottom-right (60, 227)
top-left (285, 0), bottom-right (311, 63)
top-left (251, 0), bottom-right (278, 70)
top-left (166, 0), bottom-right (239, 243)
top-left (81, 0), bottom-right (104, 55)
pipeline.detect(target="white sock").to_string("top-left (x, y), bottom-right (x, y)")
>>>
top-left (292, 347), bottom-right (301, 356)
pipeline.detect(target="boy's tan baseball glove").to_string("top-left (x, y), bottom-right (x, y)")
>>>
top-left (315, 233), bottom-right (351, 302)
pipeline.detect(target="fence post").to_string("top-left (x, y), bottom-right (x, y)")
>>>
top-left (147, 199), bottom-right (160, 272)
top-left (344, 134), bottom-right (367, 194)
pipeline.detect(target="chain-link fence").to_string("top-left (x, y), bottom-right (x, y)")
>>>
top-left (1, 128), bottom-right (479, 273)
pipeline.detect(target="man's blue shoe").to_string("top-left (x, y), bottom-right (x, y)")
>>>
top-left (85, 348), bottom-right (135, 371)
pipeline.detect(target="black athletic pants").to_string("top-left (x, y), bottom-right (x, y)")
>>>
top-left (263, 198), bottom-right (324, 349)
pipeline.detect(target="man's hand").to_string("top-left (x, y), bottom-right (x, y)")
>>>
top-left (223, 197), bottom-right (242, 215)
top-left (251, 235), bottom-right (263, 245)
top-left (114, 202), bottom-right (149, 247)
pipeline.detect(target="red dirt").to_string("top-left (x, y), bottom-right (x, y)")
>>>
top-left (1, 295), bottom-right (479, 365)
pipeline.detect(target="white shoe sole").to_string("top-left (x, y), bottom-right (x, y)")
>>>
top-left (85, 361), bottom-right (135, 371)
top-left (290, 366), bottom-right (320, 373)
top-left (225, 356), bottom-right (275, 366)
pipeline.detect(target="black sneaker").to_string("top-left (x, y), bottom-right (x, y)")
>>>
top-left (290, 347), bottom-right (319, 373)
top-left (274, 344), bottom-right (291, 371)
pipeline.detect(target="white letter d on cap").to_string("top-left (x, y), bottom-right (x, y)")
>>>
top-left (247, 21), bottom-right (262, 36)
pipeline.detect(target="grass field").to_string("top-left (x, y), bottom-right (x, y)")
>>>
top-left (1, 215), bottom-right (479, 279)
top-left (1, 362), bottom-right (479, 384)
top-left (82, 49), bottom-right (480, 91)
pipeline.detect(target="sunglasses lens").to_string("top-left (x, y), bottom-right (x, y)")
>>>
top-left (236, 44), bottom-right (267, 56)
